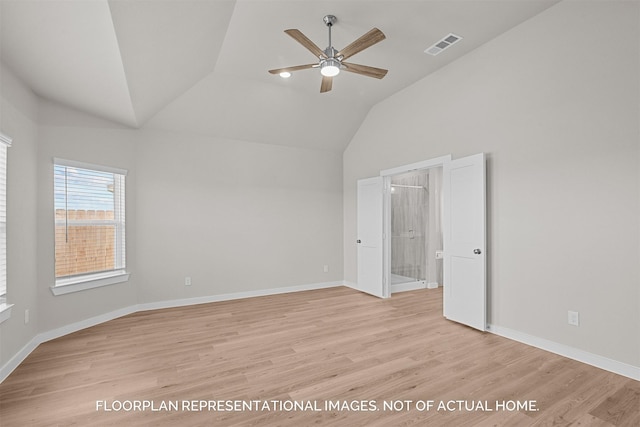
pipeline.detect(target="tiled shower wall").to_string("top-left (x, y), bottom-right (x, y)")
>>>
top-left (390, 168), bottom-right (443, 285)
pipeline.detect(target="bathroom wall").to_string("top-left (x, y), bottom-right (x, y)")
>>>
top-left (390, 170), bottom-right (428, 282)
top-left (390, 167), bottom-right (443, 287)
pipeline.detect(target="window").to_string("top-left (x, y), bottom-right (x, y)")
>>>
top-left (53, 158), bottom-right (128, 295)
top-left (0, 132), bottom-right (11, 302)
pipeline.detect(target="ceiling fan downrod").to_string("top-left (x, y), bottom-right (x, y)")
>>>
top-left (323, 15), bottom-right (338, 58)
top-left (323, 15), bottom-right (337, 40)
top-left (321, 15), bottom-right (341, 77)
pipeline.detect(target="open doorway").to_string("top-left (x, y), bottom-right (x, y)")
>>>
top-left (357, 153), bottom-right (486, 331)
top-left (380, 155), bottom-right (451, 298)
top-left (389, 167), bottom-right (443, 294)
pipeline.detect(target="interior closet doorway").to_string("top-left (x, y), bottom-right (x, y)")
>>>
top-left (389, 167), bottom-right (443, 294)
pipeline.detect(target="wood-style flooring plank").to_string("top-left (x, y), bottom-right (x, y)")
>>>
top-left (1, 286), bottom-right (638, 426)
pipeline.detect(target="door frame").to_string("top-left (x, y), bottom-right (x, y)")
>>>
top-left (379, 155), bottom-right (452, 298)
top-left (356, 176), bottom-right (386, 298)
top-left (443, 153), bottom-right (487, 330)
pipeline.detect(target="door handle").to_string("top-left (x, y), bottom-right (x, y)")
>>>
top-left (357, 239), bottom-right (362, 244)
top-left (474, 248), bottom-right (482, 254)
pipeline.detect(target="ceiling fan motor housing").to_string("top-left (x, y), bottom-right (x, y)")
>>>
top-left (323, 46), bottom-right (341, 61)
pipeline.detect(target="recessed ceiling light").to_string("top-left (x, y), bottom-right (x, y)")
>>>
top-left (279, 71), bottom-right (291, 78)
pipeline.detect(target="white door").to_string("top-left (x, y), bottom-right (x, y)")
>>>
top-left (443, 153), bottom-right (486, 330)
top-left (356, 176), bottom-right (386, 298)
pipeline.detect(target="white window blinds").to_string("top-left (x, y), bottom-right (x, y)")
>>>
top-left (53, 159), bottom-right (126, 284)
top-left (0, 133), bottom-right (11, 298)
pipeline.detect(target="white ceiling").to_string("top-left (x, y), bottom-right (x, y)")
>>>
top-left (0, 0), bottom-right (560, 152)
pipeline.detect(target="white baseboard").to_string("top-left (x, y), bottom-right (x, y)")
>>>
top-left (427, 282), bottom-right (439, 289)
top-left (391, 280), bottom-right (427, 293)
top-left (4, 284), bottom-right (638, 383)
top-left (0, 281), bottom-right (345, 383)
top-left (38, 305), bottom-right (138, 344)
top-left (0, 338), bottom-right (40, 384)
top-left (343, 281), bottom-right (358, 290)
top-left (1, 305), bottom-right (137, 383)
top-left (137, 281), bottom-right (344, 312)
top-left (487, 324), bottom-right (640, 381)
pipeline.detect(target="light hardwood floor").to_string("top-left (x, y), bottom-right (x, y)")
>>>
top-left (1, 286), bottom-right (638, 426)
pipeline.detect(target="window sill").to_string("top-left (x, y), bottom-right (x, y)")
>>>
top-left (51, 271), bottom-right (130, 296)
top-left (0, 302), bottom-right (13, 324)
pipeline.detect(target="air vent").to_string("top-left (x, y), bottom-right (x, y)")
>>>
top-left (424, 33), bottom-right (462, 56)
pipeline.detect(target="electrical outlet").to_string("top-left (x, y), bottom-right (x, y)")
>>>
top-left (568, 310), bottom-right (579, 326)
top-left (323, 265), bottom-right (329, 273)
top-left (185, 277), bottom-right (192, 286)
top-left (24, 309), bottom-right (29, 324)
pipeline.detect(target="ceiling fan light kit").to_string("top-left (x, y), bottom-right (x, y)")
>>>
top-left (268, 14), bottom-right (387, 93)
top-left (320, 59), bottom-right (340, 77)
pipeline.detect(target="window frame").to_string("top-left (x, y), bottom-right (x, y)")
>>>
top-left (0, 132), bottom-right (12, 322)
top-left (51, 158), bottom-right (129, 296)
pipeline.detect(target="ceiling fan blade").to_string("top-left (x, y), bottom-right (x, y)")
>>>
top-left (285, 29), bottom-right (327, 59)
top-left (268, 64), bottom-right (316, 75)
top-left (342, 62), bottom-right (388, 79)
top-left (320, 75), bottom-right (333, 93)
top-left (337, 28), bottom-right (386, 60)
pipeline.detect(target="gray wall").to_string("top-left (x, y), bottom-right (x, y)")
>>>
top-left (0, 64), bottom-right (39, 366)
top-left (134, 129), bottom-right (343, 303)
top-left (343, 1), bottom-right (639, 367)
top-left (0, 73), bottom-right (344, 370)
top-left (35, 110), bottom-right (139, 333)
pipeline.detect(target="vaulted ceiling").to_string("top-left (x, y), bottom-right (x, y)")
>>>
top-left (0, 0), bottom-right (560, 152)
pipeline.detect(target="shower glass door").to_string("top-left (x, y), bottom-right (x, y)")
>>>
top-left (390, 171), bottom-right (428, 286)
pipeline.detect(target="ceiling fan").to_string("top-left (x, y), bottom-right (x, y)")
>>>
top-left (268, 15), bottom-right (388, 93)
